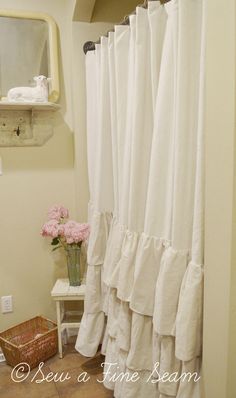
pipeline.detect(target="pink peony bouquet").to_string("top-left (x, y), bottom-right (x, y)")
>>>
top-left (41, 205), bottom-right (90, 251)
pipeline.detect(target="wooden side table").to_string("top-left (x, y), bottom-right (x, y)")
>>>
top-left (51, 278), bottom-right (85, 358)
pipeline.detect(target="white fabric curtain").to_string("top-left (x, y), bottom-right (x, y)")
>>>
top-left (76, 1), bottom-right (205, 397)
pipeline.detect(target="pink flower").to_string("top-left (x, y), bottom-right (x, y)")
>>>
top-left (48, 205), bottom-right (69, 221)
top-left (41, 205), bottom-right (90, 251)
top-left (63, 221), bottom-right (90, 244)
top-left (41, 220), bottom-right (62, 238)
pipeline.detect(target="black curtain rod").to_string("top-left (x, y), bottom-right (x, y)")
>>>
top-left (83, 0), bottom-right (172, 54)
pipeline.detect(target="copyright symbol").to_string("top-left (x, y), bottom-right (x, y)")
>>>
top-left (11, 362), bottom-right (30, 382)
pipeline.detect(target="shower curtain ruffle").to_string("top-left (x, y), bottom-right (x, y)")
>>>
top-left (76, 207), bottom-right (203, 396)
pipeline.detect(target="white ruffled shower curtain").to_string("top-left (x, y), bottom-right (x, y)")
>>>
top-left (76, 1), bottom-right (204, 397)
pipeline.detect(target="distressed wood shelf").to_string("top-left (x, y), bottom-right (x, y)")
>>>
top-left (0, 101), bottom-right (60, 146)
top-left (0, 101), bottom-right (60, 111)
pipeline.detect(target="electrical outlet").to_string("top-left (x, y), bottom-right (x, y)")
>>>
top-left (1, 295), bottom-right (13, 313)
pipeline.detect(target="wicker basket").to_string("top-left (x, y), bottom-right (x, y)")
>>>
top-left (0, 316), bottom-right (58, 371)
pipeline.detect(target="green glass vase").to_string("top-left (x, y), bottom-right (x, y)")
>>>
top-left (66, 246), bottom-right (81, 286)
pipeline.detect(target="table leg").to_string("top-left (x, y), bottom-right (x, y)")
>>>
top-left (61, 302), bottom-right (68, 345)
top-left (56, 301), bottom-right (63, 359)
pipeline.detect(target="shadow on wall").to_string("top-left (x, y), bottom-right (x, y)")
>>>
top-left (50, 247), bottom-right (68, 280)
top-left (92, 0), bottom-right (142, 22)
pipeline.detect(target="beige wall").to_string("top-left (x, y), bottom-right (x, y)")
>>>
top-left (0, 0), bottom-right (76, 330)
top-left (0, 0), bottom-right (112, 331)
top-left (203, 0), bottom-right (236, 397)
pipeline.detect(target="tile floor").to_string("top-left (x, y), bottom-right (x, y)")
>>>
top-left (0, 337), bottom-right (114, 398)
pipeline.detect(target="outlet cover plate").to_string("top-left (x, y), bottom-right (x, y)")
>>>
top-left (1, 295), bottom-right (13, 313)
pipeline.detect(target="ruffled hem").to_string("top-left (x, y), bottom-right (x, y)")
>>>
top-left (98, 334), bottom-right (201, 398)
top-left (75, 311), bottom-right (105, 357)
top-left (77, 209), bottom-right (203, 396)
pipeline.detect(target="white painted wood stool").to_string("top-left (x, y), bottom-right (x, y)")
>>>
top-left (51, 278), bottom-right (85, 358)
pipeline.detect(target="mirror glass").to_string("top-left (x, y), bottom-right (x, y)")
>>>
top-left (0, 17), bottom-right (49, 98)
